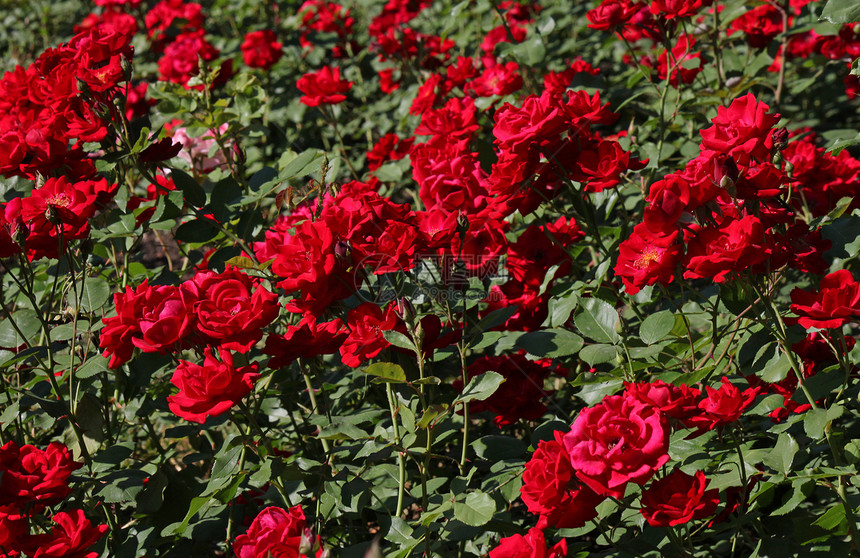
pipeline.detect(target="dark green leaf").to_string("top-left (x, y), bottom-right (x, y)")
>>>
top-left (515, 328), bottom-right (584, 358)
top-left (364, 362), bottom-right (407, 383)
top-left (453, 491), bottom-right (495, 526)
top-left (574, 298), bottom-right (620, 344)
top-left (0, 310), bottom-right (41, 348)
top-left (456, 372), bottom-right (505, 404)
top-left (820, 0), bottom-right (860, 24)
top-left (175, 218), bottom-right (220, 243)
top-left (579, 344), bottom-right (618, 366)
top-left (169, 168), bottom-right (207, 207)
top-left (640, 310), bottom-right (675, 345)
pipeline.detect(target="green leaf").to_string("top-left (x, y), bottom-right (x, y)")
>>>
top-left (280, 149), bottom-right (324, 179)
top-left (759, 350), bottom-right (791, 383)
top-left (763, 433), bottom-right (799, 476)
top-left (211, 437), bottom-right (243, 481)
top-left (453, 491), bottom-right (495, 526)
top-left (175, 218), bottom-right (220, 243)
top-left (364, 362), bottom-right (407, 383)
top-left (382, 330), bottom-right (415, 352)
top-left (0, 310), bottom-right (41, 347)
top-left (515, 328), bottom-right (584, 358)
top-left (169, 168), bottom-right (206, 207)
top-left (820, 0), bottom-right (860, 24)
top-left (579, 344), bottom-right (619, 366)
top-left (812, 502), bottom-right (847, 530)
top-left (417, 404), bottom-right (449, 429)
top-left (574, 298), bottom-right (620, 344)
top-left (456, 371), bottom-right (505, 404)
top-left (640, 310), bottom-right (675, 345)
top-left (472, 435), bottom-right (526, 461)
top-left (75, 276), bottom-right (111, 313)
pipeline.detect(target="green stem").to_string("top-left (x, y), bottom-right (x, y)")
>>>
top-left (386, 383), bottom-right (406, 518)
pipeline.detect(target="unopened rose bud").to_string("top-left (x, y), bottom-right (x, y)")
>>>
top-left (784, 160), bottom-right (794, 176)
top-left (45, 205), bottom-right (62, 226)
top-left (719, 175), bottom-right (734, 190)
top-left (76, 78), bottom-right (90, 96)
top-left (772, 151), bottom-right (784, 166)
top-left (456, 211), bottom-right (469, 235)
top-left (397, 297), bottom-right (416, 326)
top-left (12, 218), bottom-right (28, 247)
top-left (299, 528), bottom-right (316, 555)
top-left (772, 127), bottom-right (789, 152)
top-left (120, 55), bottom-right (133, 82)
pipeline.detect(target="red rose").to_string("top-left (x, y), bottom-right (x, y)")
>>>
top-left (699, 93), bottom-right (779, 165)
top-left (297, 66), bottom-right (352, 107)
top-left (521, 431), bottom-right (604, 529)
top-left (132, 283), bottom-right (198, 353)
top-left (167, 347), bottom-right (260, 423)
top-left (264, 315), bottom-right (347, 368)
top-left (233, 505), bottom-right (311, 558)
top-left (790, 269), bottom-right (860, 330)
top-left (684, 377), bottom-right (758, 432)
top-left (649, 0), bottom-right (710, 19)
top-left (157, 30), bottom-right (230, 88)
top-left (489, 528), bottom-right (567, 558)
top-left (640, 469), bottom-right (719, 526)
top-left (339, 303), bottom-right (398, 368)
top-left (190, 268), bottom-right (279, 353)
top-left (0, 505), bottom-right (27, 553)
top-left (587, 0), bottom-right (642, 30)
top-left (0, 441), bottom-right (81, 507)
top-left (624, 379), bottom-right (702, 421)
top-left (242, 30), bottom-right (283, 69)
top-left (563, 394), bottom-right (670, 498)
top-left (22, 509), bottom-right (108, 558)
top-left (683, 215), bottom-right (771, 284)
top-left (728, 4), bottom-right (784, 49)
top-left (615, 223), bottom-right (681, 295)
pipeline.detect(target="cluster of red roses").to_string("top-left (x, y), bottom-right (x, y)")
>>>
top-left (587, 0), bottom-right (860, 97)
top-left (0, 24), bottom-right (131, 180)
top-left (613, 93), bottom-right (855, 294)
top-left (0, 441), bottom-right (107, 558)
top-left (100, 267), bottom-right (279, 422)
top-left (503, 377), bottom-right (763, 554)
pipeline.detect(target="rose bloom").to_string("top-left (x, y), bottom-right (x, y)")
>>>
top-left (683, 215), bottom-right (771, 284)
top-left (563, 394), bottom-right (670, 498)
top-left (521, 431), bottom-right (604, 529)
top-left (190, 267), bottom-right (279, 352)
top-left (684, 377), bottom-right (758, 432)
top-left (21, 509), bottom-right (108, 558)
top-left (297, 66), bottom-right (352, 107)
top-left (624, 379), bottom-right (701, 421)
top-left (615, 223), bottom-right (681, 295)
top-left (167, 347), bottom-right (260, 424)
top-left (0, 441), bottom-right (81, 508)
top-left (790, 269), bottom-right (860, 330)
top-left (489, 528), bottom-right (567, 558)
top-left (699, 93), bottom-right (779, 165)
top-left (339, 303), bottom-right (398, 368)
top-left (242, 30), bottom-right (283, 69)
top-left (640, 469), bottom-right (719, 526)
top-left (0, 504), bottom-right (27, 554)
top-left (586, 0), bottom-right (642, 31)
top-left (233, 505), bottom-right (315, 558)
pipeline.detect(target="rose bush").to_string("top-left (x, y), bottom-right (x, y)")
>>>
top-left (1, 0), bottom-right (859, 556)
